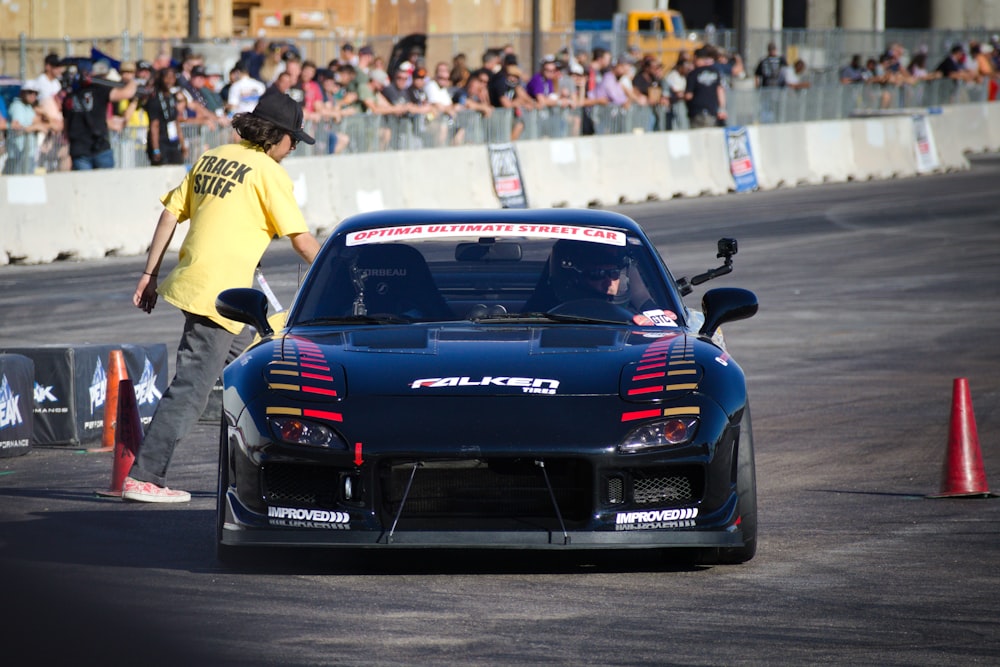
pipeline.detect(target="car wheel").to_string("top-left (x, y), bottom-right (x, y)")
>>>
top-left (215, 415), bottom-right (237, 564)
top-left (708, 402), bottom-right (758, 565)
top-left (215, 415), bottom-right (257, 567)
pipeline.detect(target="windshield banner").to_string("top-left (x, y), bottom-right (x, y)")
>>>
top-left (346, 223), bottom-right (626, 246)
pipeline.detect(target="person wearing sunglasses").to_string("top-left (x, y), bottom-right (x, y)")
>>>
top-left (125, 93), bottom-right (320, 503)
top-left (526, 239), bottom-right (640, 313)
top-left (534, 239), bottom-right (663, 325)
top-left (555, 240), bottom-right (630, 301)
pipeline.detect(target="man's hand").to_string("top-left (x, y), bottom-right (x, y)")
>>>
top-left (134, 274), bottom-right (159, 313)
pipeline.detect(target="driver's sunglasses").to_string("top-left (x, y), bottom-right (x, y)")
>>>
top-left (582, 267), bottom-right (622, 281)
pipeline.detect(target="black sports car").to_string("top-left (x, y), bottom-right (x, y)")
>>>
top-left (215, 209), bottom-right (759, 564)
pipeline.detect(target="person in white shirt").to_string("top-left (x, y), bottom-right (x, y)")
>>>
top-left (227, 63), bottom-right (267, 115)
top-left (28, 53), bottom-right (65, 103)
top-left (27, 52), bottom-right (65, 133)
top-left (424, 61), bottom-right (456, 109)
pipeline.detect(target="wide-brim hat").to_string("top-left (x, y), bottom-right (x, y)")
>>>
top-left (250, 93), bottom-right (315, 145)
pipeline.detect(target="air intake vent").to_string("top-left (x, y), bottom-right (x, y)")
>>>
top-left (263, 463), bottom-right (343, 508)
top-left (628, 465), bottom-right (703, 505)
top-left (380, 458), bottom-right (591, 525)
top-left (606, 476), bottom-right (625, 504)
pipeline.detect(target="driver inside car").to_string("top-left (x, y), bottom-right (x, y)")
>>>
top-left (550, 240), bottom-right (632, 304)
top-left (525, 240), bottom-right (671, 326)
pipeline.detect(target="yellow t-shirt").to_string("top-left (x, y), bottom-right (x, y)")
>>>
top-left (117, 99), bottom-right (149, 128)
top-left (158, 140), bottom-right (309, 333)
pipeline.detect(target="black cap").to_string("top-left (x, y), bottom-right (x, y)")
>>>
top-left (190, 65), bottom-right (207, 77)
top-left (250, 94), bottom-right (315, 145)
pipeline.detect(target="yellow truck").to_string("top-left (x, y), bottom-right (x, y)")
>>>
top-left (613, 9), bottom-right (702, 69)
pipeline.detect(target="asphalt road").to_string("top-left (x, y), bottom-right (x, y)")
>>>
top-left (2, 156), bottom-right (999, 665)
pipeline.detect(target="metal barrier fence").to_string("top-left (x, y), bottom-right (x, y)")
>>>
top-left (2, 74), bottom-right (988, 176)
top-left (727, 77), bottom-right (988, 126)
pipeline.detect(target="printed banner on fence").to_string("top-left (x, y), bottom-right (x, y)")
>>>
top-left (488, 143), bottom-right (527, 208)
top-left (725, 126), bottom-right (759, 193)
top-left (0, 354), bottom-right (34, 458)
top-left (912, 114), bottom-right (940, 174)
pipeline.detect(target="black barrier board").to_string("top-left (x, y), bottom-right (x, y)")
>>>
top-left (1, 344), bottom-right (168, 446)
top-left (0, 354), bottom-right (34, 457)
top-left (488, 143), bottom-right (528, 208)
top-left (72, 345), bottom-right (116, 444)
top-left (121, 344), bottom-right (169, 432)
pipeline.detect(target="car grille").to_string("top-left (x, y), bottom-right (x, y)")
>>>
top-left (633, 472), bottom-right (694, 504)
top-left (606, 465), bottom-right (704, 507)
top-left (380, 458), bottom-right (591, 526)
top-left (262, 463), bottom-right (343, 508)
top-left (261, 461), bottom-right (703, 521)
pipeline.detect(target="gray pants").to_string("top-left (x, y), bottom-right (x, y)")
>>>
top-left (688, 110), bottom-right (719, 129)
top-left (129, 312), bottom-right (248, 487)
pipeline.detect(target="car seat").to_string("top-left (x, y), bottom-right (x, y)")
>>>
top-left (351, 244), bottom-right (453, 320)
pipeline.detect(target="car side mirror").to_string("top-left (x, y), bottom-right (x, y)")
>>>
top-left (700, 287), bottom-right (758, 337)
top-left (216, 288), bottom-right (273, 337)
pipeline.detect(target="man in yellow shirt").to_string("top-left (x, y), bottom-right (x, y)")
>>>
top-left (126, 94), bottom-right (321, 502)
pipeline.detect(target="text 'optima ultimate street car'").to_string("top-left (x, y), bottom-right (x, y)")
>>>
top-left (215, 209), bottom-right (759, 565)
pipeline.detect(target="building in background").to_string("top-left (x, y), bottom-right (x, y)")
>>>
top-left (0, 0), bottom-right (575, 41)
top-left (580, 0), bottom-right (1000, 31)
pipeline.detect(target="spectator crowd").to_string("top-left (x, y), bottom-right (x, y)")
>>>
top-left (1, 34), bottom-right (997, 175)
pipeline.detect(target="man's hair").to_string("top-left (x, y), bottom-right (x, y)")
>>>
top-left (468, 67), bottom-right (491, 85)
top-left (232, 110), bottom-right (287, 151)
top-left (694, 45), bottom-right (717, 60)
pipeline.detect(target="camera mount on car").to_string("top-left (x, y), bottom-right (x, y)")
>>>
top-left (676, 238), bottom-right (739, 296)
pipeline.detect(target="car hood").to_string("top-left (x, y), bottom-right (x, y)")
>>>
top-left (274, 324), bottom-right (693, 399)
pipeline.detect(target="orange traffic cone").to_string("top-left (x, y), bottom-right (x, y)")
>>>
top-left (88, 349), bottom-right (129, 453)
top-left (928, 378), bottom-right (994, 499)
top-left (94, 378), bottom-right (144, 498)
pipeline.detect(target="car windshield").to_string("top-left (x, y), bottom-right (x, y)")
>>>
top-left (289, 224), bottom-right (683, 326)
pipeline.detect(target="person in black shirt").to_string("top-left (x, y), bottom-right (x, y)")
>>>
top-left (754, 42), bottom-right (788, 88)
top-left (685, 46), bottom-right (727, 128)
top-left (62, 59), bottom-right (138, 170)
top-left (143, 67), bottom-right (187, 166)
top-left (936, 44), bottom-right (977, 82)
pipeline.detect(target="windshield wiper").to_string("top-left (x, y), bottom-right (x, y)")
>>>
top-left (541, 312), bottom-right (630, 325)
top-left (467, 312), bottom-right (625, 324)
top-left (467, 312), bottom-right (561, 323)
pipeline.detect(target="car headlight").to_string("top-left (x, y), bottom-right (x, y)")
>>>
top-left (268, 416), bottom-right (347, 449)
top-left (618, 417), bottom-right (699, 454)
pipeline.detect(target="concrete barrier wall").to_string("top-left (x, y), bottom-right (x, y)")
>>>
top-left (804, 121), bottom-right (856, 183)
top-left (749, 123), bottom-right (812, 189)
top-left (3, 103), bottom-right (995, 267)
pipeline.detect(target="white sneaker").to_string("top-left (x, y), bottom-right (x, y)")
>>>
top-left (122, 477), bottom-right (191, 503)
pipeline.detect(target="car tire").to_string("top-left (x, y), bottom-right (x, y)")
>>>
top-left (707, 402), bottom-right (758, 565)
top-left (215, 415), bottom-right (257, 567)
